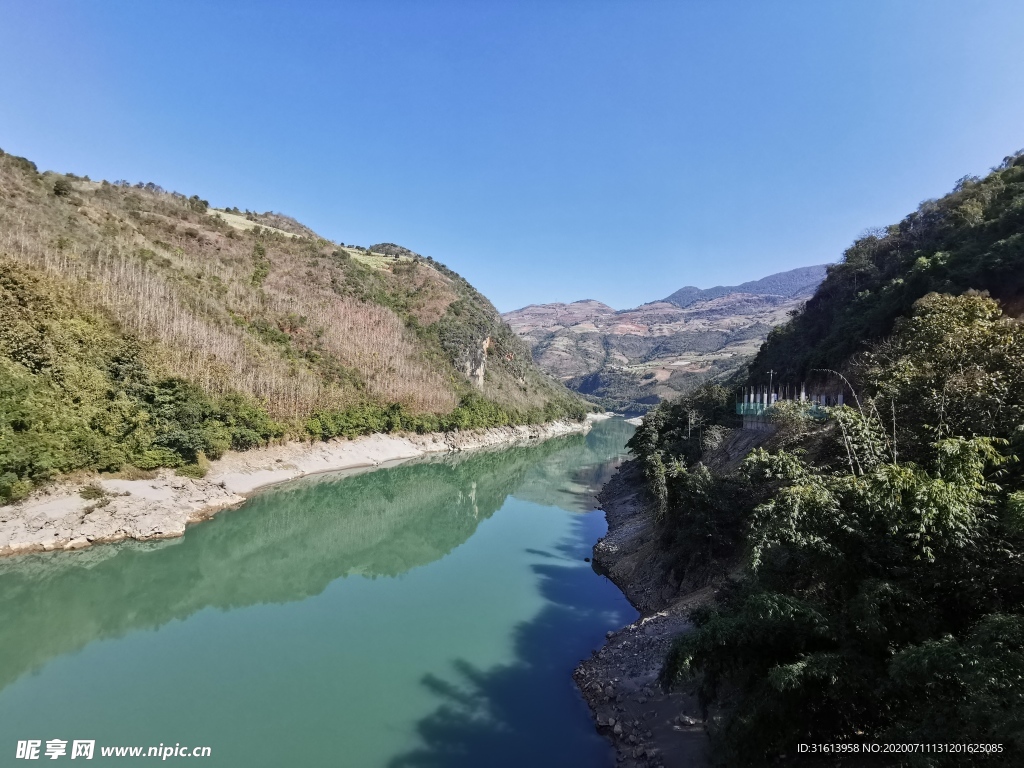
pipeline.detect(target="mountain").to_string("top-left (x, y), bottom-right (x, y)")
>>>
top-left (502, 266), bottom-right (827, 413)
top-left (662, 264), bottom-right (827, 307)
top-left (750, 154), bottom-right (1024, 381)
top-left (626, 150), bottom-right (1024, 764)
top-left (0, 149), bottom-right (585, 503)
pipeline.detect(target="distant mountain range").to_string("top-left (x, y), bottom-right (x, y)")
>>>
top-left (660, 265), bottom-right (828, 308)
top-left (502, 265), bottom-right (828, 414)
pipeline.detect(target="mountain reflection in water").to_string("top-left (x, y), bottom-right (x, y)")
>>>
top-left (0, 419), bottom-right (636, 696)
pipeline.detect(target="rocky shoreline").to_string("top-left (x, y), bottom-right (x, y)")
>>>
top-left (574, 461), bottom-right (714, 768)
top-left (0, 417), bottom-right (602, 558)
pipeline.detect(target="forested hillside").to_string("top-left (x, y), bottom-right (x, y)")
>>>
top-left (752, 152), bottom-right (1024, 380)
top-left (0, 149), bottom-right (584, 502)
top-left (627, 149), bottom-right (1024, 764)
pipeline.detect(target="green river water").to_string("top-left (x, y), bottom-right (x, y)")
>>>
top-left (0, 418), bottom-right (638, 767)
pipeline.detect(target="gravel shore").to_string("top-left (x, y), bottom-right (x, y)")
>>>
top-left (574, 461), bottom-right (713, 768)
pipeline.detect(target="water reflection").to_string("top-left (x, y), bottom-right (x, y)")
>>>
top-left (0, 419), bottom-right (636, 695)
top-left (513, 418), bottom-right (634, 511)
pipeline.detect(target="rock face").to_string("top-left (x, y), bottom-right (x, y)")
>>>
top-left (503, 266), bottom-right (828, 413)
top-left (463, 336), bottom-right (490, 388)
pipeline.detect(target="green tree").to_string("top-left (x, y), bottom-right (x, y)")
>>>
top-left (660, 294), bottom-right (1024, 765)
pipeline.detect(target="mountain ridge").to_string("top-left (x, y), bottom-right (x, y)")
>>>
top-left (658, 264), bottom-right (828, 308)
top-left (503, 265), bottom-right (828, 413)
top-left (0, 148), bottom-right (585, 503)
top-left (621, 148), bottom-right (1024, 765)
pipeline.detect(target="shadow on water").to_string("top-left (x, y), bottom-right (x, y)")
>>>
top-left (390, 515), bottom-right (638, 768)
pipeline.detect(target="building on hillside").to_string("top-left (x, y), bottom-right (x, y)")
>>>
top-left (736, 383), bottom-right (844, 431)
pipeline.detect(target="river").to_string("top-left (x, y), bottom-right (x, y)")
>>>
top-left (0, 418), bottom-right (638, 767)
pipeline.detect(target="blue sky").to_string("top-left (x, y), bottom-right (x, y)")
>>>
top-left (1, 1), bottom-right (1022, 311)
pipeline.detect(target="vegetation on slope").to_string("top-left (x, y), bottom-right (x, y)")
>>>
top-left (751, 150), bottom-right (1024, 381)
top-left (567, 356), bottom-right (746, 416)
top-left (627, 150), bottom-right (1024, 764)
top-left (0, 149), bottom-right (585, 502)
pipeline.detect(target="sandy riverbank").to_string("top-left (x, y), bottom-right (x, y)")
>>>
top-left (0, 416), bottom-right (606, 558)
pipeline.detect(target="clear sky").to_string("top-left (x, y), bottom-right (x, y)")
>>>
top-left (1, 1), bottom-right (1022, 312)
